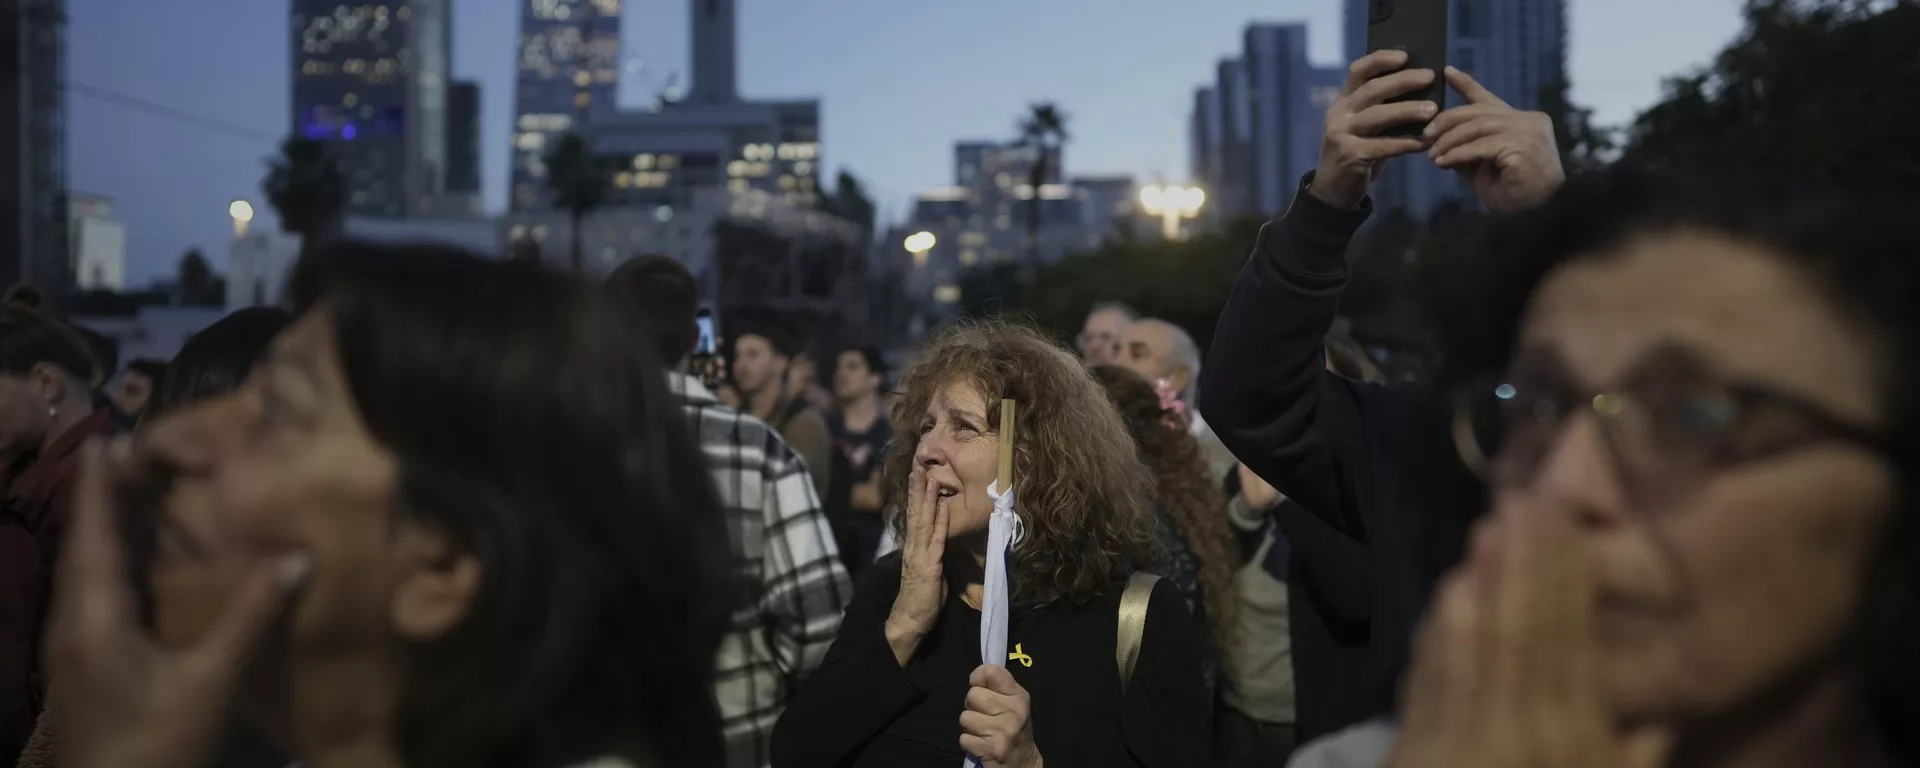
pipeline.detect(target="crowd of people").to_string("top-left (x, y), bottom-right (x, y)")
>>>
top-left (0, 49), bottom-right (1908, 768)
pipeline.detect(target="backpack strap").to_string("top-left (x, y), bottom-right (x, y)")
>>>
top-left (1115, 572), bottom-right (1160, 693)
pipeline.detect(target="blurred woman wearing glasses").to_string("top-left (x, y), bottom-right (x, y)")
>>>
top-left (1289, 168), bottom-right (1918, 767)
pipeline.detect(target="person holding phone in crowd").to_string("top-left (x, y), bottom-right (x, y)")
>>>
top-left (1198, 49), bottom-right (1566, 725)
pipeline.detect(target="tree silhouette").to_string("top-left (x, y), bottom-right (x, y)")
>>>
top-left (1623, 0), bottom-right (1919, 195)
top-left (544, 132), bottom-right (613, 273)
top-left (1015, 103), bottom-right (1069, 270)
top-left (263, 136), bottom-right (347, 252)
top-left (177, 248), bottom-right (219, 306)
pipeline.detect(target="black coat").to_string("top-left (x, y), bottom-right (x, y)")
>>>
top-left (771, 554), bottom-right (1213, 767)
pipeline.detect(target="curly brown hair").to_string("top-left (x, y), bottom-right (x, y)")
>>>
top-left (1089, 365), bottom-right (1241, 658)
top-left (885, 321), bottom-right (1161, 604)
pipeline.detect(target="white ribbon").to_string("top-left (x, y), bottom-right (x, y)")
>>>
top-left (967, 480), bottom-right (1024, 768)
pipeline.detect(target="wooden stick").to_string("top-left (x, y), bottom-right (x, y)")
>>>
top-left (997, 399), bottom-right (1018, 489)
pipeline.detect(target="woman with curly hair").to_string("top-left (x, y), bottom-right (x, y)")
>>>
top-left (773, 321), bottom-right (1212, 767)
top-left (1089, 365), bottom-right (1240, 666)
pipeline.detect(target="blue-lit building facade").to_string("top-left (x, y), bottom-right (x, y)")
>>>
top-left (1189, 23), bottom-right (1343, 222)
top-left (292, 0), bottom-right (451, 218)
top-left (1343, 0), bottom-right (1568, 220)
top-left (509, 0), bottom-right (622, 212)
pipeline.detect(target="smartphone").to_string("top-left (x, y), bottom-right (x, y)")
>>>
top-left (1366, 0), bottom-right (1449, 137)
top-left (690, 309), bottom-right (725, 390)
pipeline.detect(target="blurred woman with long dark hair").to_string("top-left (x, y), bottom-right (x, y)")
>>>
top-left (41, 242), bottom-right (736, 768)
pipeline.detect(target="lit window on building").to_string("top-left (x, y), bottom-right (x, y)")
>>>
top-left (573, 70), bottom-right (591, 88)
top-left (634, 153), bottom-right (656, 170)
top-left (995, 173), bottom-right (1011, 188)
top-left (533, 225), bottom-right (550, 241)
top-left (655, 206), bottom-right (673, 222)
top-left (995, 214), bottom-right (1012, 230)
top-left (509, 225), bottom-right (527, 240)
top-left (778, 176), bottom-right (796, 191)
top-left (959, 250), bottom-right (979, 266)
top-left (613, 172), bottom-right (634, 188)
top-left (729, 179), bottom-right (748, 193)
top-left (574, 93), bottom-right (591, 108)
top-left (343, 93), bottom-right (358, 107)
top-left (934, 285), bottom-right (962, 304)
top-left (657, 155), bottom-right (678, 170)
top-left (794, 161), bottom-right (812, 176)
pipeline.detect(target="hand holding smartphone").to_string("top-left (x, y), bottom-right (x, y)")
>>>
top-left (1365, 0), bottom-right (1449, 137)
top-left (691, 309), bottom-right (726, 390)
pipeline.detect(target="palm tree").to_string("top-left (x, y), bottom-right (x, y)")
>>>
top-left (545, 132), bottom-right (612, 273)
top-left (263, 136), bottom-right (347, 253)
top-left (1015, 102), bottom-right (1069, 270)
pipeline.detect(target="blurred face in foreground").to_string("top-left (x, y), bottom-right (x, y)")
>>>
top-left (145, 308), bottom-right (478, 711)
top-left (1478, 228), bottom-right (1893, 721)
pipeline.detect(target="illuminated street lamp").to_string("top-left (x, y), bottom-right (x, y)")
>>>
top-left (904, 230), bottom-right (937, 268)
top-left (1138, 185), bottom-right (1206, 240)
top-left (229, 199), bottom-right (255, 238)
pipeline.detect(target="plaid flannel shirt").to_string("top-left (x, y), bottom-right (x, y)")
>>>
top-left (670, 374), bottom-right (852, 768)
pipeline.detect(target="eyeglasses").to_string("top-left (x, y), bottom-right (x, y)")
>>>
top-left (1453, 346), bottom-right (1897, 508)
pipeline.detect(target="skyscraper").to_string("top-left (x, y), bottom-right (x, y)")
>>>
top-left (292, 0), bottom-right (452, 218)
top-left (689, 0), bottom-right (737, 104)
top-left (509, 0), bottom-right (622, 212)
top-left (447, 80), bottom-right (481, 196)
top-left (1, 0), bottom-right (71, 297)
top-left (1346, 0), bottom-right (1568, 220)
top-left (1189, 26), bottom-right (1342, 222)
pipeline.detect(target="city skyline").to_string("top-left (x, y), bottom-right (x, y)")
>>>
top-left (65, 0), bottom-right (1744, 284)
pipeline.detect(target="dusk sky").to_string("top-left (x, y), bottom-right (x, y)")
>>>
top-left (67, 0), bottom-right (1744, 285)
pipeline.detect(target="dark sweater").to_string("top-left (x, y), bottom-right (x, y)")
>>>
top-left (1199, 176), bottom-right (1483, 727)
top-left (770, 554), bottom-right (1212, 767)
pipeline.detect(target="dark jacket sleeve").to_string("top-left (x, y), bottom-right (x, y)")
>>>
top-left (1197, 176), bottom-right (1375, 541)
top-left (1118, 579), bottom-right (1213, 768)
top-left (1271, 500), bottom-right (1373, 631)
top-left (771, 556), bottom-right (924, 768)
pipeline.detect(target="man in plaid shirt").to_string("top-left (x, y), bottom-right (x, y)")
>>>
top-left (609, 256), bottom-right (853, 768)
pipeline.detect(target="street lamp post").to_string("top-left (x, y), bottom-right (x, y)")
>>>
top-left (1137, 185), bottom-right (1206, 241)
top-left (229, 199), bottom-right (255, 238)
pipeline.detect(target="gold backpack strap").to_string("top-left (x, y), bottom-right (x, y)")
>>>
top-left (1115, 572), bottom-right (1161, 693)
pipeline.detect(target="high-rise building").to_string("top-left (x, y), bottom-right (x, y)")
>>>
top-left (689, 0), bottom-right (737, 104)
top-left (1189, 26), bottom-right (1342, 222)
top-left (69, 194), bottom-right (125, 292)
top-left (1245, 24), bottom-right (1345, 217)
top-left (1, 0), bottom-right (71, 298)
top-left (1345, 0), bottom-right (1568, 220)
top-left (509, 0), bottom-right (622, 212)
top-left (447, 80), bottom-right (481, 196)
top-left (292, 0), bottom-right (452, 218)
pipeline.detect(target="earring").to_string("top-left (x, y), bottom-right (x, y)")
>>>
top-left (46, 405), bottom-right (56, 419)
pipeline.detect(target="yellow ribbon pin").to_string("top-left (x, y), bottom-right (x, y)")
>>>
top-left (1008, 643), bottom-right (1033, 668)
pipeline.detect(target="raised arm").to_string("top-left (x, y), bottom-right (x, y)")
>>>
top-left (1197, 52), bottom-right (1432, 529)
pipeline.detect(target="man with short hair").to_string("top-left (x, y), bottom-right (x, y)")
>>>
top-left (605, 255), bottom-right (851, 768)
top-left (825, 344), bottom-right (890, 578)
top-left (1120, 318), bottom-right (1237, 484)
top-left (732, 327), bottom-right (834, 501)
top-left (1076, 301), bottom-right (1136, 365)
